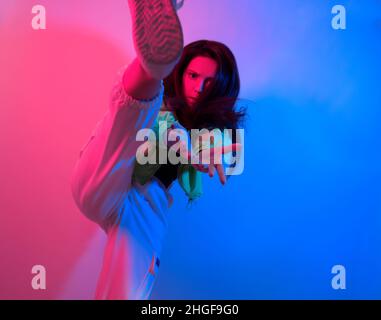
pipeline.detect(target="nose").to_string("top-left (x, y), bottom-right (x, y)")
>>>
top-left (196, 80), bottom-right (206, 93)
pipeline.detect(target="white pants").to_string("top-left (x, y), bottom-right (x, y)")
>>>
top-left (70, 66), bottom-right (172, 299)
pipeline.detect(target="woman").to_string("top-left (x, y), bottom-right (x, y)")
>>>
top-left (70, 0), bottom-right (245, 299)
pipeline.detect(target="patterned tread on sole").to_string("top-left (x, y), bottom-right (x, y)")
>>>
top-left (133, 0), bottom-right (183, 65)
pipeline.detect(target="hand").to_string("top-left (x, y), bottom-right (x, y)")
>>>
top-left (181, 142), bottom-right (242, 185)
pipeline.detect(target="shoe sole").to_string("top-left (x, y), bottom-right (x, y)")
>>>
top-left (129, 0), bottom-right (184, 67)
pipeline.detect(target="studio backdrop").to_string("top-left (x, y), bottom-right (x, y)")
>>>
top-left (0, 0), bottom-right (380, 299)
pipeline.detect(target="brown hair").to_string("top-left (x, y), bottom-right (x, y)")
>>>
top-left (163, 40), bottom-right (246, 131)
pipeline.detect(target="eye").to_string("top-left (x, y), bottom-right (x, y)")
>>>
top-left (204, 78), bottom-right (214, 88)
top-left (188, 72), bottom-right (198, 79)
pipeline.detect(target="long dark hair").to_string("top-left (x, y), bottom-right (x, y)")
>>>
top-left (163, 40), bottom-right (246, 131)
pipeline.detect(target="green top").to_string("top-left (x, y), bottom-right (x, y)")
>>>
top-left (132, 104), bottom-right (232, 202)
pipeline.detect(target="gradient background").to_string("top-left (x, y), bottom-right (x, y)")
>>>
top-left (1, 0), bottom-right (380, 299)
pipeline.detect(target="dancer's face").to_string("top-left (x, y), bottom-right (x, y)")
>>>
top-left (182, 56), bottom-right (218, 107)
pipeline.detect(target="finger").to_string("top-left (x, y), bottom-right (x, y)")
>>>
top-left (178, 141), bottom-right (191, 161)
top-left (216, 164), bottom-right (226, 185)
top-left (192, 163), bottom-right (209, 173)
top-left (214, 143), bottom-right (242, 155)
top-left (199, 143), bottom-right (242, 165)
top-left (198, 164), bottom-right (209, 173)
top-left (208, 163), bottom-right (215, 177)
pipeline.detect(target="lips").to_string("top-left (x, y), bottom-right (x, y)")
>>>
top-left (186, 96), bottom-right (200, 107)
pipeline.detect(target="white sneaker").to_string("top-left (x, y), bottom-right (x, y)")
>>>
top-left (128, 0), bottom-right (185, 79)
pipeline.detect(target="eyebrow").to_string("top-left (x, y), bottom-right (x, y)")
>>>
top-left (187, 69), bottom-right (215, 79)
